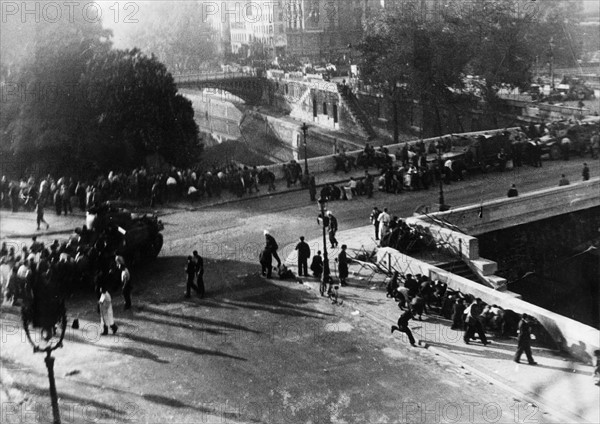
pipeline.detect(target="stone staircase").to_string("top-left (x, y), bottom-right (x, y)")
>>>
top-left (436, 260), bottom-right (480, 282)
top-left (337, 84), bottom-right (378, 140)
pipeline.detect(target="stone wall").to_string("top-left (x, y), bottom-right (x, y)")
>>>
top-left (377, 247), bottom-right (600, 364)
top-left (426, 178), bottom-right (600, 235)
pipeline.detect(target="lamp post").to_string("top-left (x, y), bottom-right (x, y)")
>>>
top-left (317, 197), bottom-right (330, 282)
top-left (436, 140), bottom-right (450, 212)
top-left (22, 277), bottom-right (67, 424)
top-left (549, 38), bottom-right (556, 91)
top-left (301, 122), bottom-right (309, 175)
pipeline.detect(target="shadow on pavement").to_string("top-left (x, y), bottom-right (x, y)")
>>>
top-left (12, 382), bottom-right (127, 417)
top-left (139, 307), bottom-right (261, 334)
top-left (120, 333), bottom-right (247, 361)
top-left (125, 313), bottom-right (225, 335)
top-left (105, 346), bottom-right (170, 364)
top-left (141, 394), bottom-right (262, 423)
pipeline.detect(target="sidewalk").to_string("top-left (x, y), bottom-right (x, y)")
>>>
top-left (283, 226), bottom-right (600, 424)
top-left (0, 166), bottom-right (370, 239)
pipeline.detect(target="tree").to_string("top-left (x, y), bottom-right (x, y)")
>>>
top-left (2, 17), bottom-right (200, 177)
top-left (359, 0), bottom-right (472, 139)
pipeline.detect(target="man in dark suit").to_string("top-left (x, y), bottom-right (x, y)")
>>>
top-left (337, 244), bottom-right (348, 286)
top-left (514, 314), bottom-right (537, 365)
top-left (295, 236), bottom-right (311, 277)
top-left (193, 250), bottom-right (205, 298)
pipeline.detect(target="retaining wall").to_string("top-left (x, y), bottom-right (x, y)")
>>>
top-left (427, 178), bottom-right (600, 235)
top-left (377, 247), bottom-right (600, 364)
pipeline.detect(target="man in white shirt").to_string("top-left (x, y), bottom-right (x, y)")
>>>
top-left (377, 208), bottom-right (391, 241)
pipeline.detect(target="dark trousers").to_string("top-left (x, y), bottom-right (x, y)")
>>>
top-left (261, 263), bottom-right (272, 278)
top-left (329, 231), bottom-right (338, 247)
top-left (298, 258), bottom-right (308, 276)
top-left (271, 251), bottom-right (281, 266)
top-left (186, 274), bottom-right (199, 297)
top-left (123, 286), bottom-right (132, 309)
top-left (392, 323), bottom-right (415, 345)
top-left (374, 223), bottom-right (380, 240)
top-left (514, 343), bottom-right (535, 363)
top-left (464, 321), bottom-right (488, 344)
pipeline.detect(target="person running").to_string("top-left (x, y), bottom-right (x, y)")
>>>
top-left (463, 298), bottom-right (489, 345)
top-left (391, 308), bottom-right (416, 346)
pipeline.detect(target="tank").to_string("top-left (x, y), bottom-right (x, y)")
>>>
top-left (86, 203), bottom-right (164, 265)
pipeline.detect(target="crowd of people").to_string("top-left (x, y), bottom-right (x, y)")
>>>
top-left (0, 162), bottom-right (284, 215)
top-left (0, 237), bottom-right (132, 335)
top-left (386, 270), bottom-right (540, 364)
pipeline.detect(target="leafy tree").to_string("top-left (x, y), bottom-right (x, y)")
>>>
top-left (359, 0), bottom-right (472, 139)
top-left (2, 17), bottom-right (200, 177)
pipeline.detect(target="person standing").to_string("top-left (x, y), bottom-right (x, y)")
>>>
top-left (337, 244), bottom-right (349, 286)
top-left (377, 207), bottom-right (391, 242)
top-left (98, 286), bottom-right (118, 335)
top-left (559, 174), bottom-right (570, 186)
top-left (117, 256), bottom-right (132, 310)
top-left (259, 247), bottom-right (273, 278)
top-left (582, 163), bottom-right (590, 181)
top-left (451, 298), bottom-right (465, 330)
top-left (463, 298), bottom-right (489, 345)
top-left (264, 230), bottom-right (281, 268)
top-left (310, 251), bottom-right (323, 279)
top-left (507, 184), bottom-right (519, 198)
top-left (184, 256), bottom-right (199, 298)
top-left (35, 199), bottom-right (50, 231)
top-left (391, 308), bottom-right (416, 346)
top-left (327, 211), bottom-right (338, 248)
top-left (370, 207), bottom-right (381, 241)
top-left (295, 236), bottom-right (311, 277)
top-left (193, 250), bottom-right (205, 298)
top-left (514, 314), bottom-right (538, 365)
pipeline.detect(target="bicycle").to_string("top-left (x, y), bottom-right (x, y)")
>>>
top-left (319, 275), bottom-right (343, 304)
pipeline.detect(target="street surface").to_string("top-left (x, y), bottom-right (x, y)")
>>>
top-left (1, 157), bottom-right (598, 423)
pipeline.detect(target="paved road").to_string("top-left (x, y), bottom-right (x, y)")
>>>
top-left (1, 157), bottom-right (597, 423)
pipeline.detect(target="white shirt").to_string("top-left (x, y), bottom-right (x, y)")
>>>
top-left (378, 212), bottom-right (391, 226)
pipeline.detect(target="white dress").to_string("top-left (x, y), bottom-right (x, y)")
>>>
top-left (99, 292), bottom-right (115, 328)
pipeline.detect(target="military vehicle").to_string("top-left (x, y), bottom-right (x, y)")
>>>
top-left (85, 203), bottom-right (164, 265)
top-left (538, 119), bottom-right (599, 159)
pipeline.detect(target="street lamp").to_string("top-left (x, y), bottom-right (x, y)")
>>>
top-left (22, 275), bottom-right (67, 424)
top-left (317, 197), bottom-right (331, 283)
top-left (301, 122), bottom-right (309, 175)
top-left (436, 140), bottom-right (450, 212)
